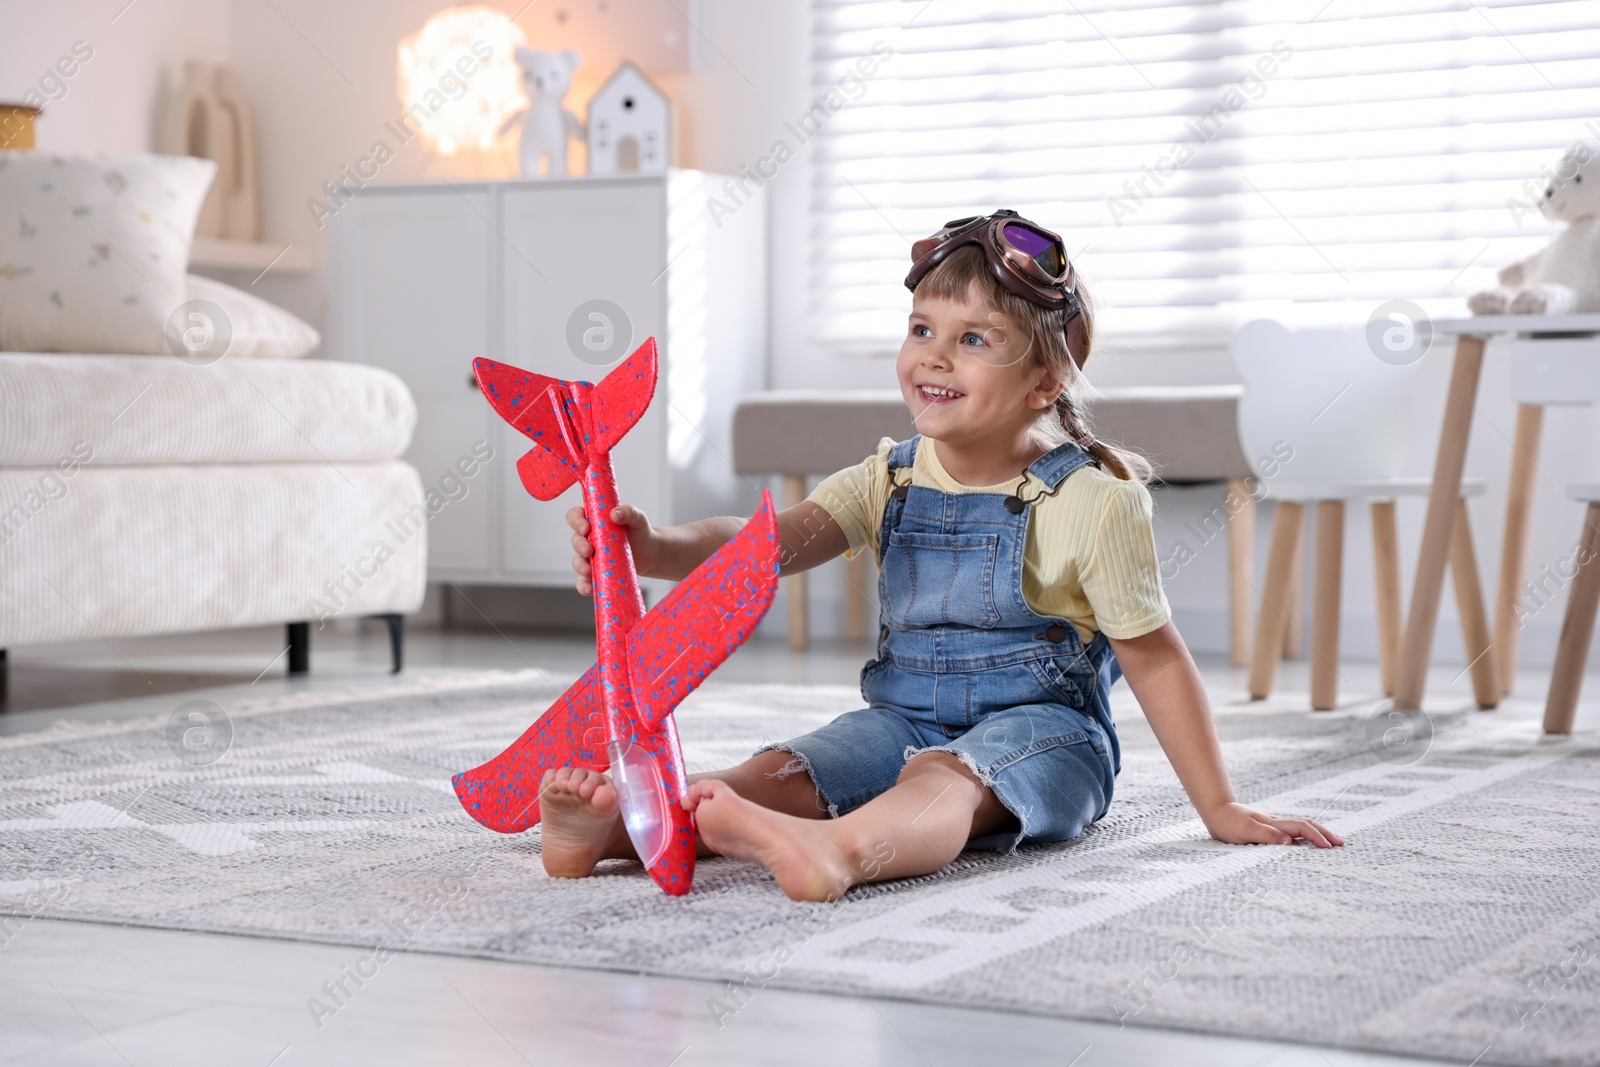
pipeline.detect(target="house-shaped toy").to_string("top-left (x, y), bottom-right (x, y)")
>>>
top-left (587, 61), bottom-right (670, 176)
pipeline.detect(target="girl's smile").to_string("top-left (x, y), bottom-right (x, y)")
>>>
top-left (914, 382), bottom-right (965, 405)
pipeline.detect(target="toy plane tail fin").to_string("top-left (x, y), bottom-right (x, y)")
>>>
top-left (588, 338), bottom-right (658, 454)
top-left (473, 358), bottom-right (580, 500)
top-left (473, 339), bottom-right (658, 501)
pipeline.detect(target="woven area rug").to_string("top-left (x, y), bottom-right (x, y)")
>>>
top-left (2, 672), bottom-right (1597, 1066)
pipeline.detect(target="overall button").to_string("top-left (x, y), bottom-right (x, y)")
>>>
top-left (1045, 624), bottom-right (1069, 643)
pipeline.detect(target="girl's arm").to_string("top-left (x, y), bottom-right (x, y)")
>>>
top-left (566, 501), bottom-right (849, 594)
top-left (1108, 622), bottom-right (1344, 849)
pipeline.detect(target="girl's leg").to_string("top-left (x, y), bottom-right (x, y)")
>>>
top-left (685, 751), bottom-right (1015, 901)
top-left (539, 749), bottom-right (829, 877)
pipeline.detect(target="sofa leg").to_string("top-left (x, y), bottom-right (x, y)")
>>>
top-left (377, 614), bottom-right (404, 674)
top-left (287, 622), bottom-right (310, 675)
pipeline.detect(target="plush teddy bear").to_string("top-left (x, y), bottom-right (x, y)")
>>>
top-left (499, 46), bottom-right (584, 179)
top-left (1470, 143), bottom-right (1600, 315)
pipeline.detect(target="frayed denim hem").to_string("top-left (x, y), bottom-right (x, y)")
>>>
top-left (902, 744), bottom-right (1028, 855)
top-left (903, 743), bottom-right (997, 788)
top-left (753, 741), bottom-right (840, 818)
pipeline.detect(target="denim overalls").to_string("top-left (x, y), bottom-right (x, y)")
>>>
top-left (761, 436), bottom-right (1123, 853)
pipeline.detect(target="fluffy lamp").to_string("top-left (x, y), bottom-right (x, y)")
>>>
top-left (396, 6), bottom-right (527, 156)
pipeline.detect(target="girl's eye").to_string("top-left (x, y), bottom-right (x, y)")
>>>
top-left (962, 332), bottom-right (986, 347)
top-left (911, 323), bottom-right (931, 337)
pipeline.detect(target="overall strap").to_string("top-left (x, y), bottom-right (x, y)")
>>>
top-left (877, 435), bottom-right (921, 563)
top-left (1026, 440), bottom-right (1096, 490)
top-left (886, 435), bottom-right (921, 472)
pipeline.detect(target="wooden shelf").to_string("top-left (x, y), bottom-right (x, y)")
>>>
top-left (189, 238), bottom-right (313, 275)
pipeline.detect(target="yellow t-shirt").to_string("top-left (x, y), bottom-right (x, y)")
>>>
top-left (808, 437), bottom-right (1170, 643)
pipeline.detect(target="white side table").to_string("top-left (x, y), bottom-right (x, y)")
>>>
top-left (1543, 485), bottom-right (1600, 734)
top-left (1395, 313), bottom-right (1600, 710)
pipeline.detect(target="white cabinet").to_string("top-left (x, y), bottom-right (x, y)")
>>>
top-left (330, 172), bottom-right (767, 589)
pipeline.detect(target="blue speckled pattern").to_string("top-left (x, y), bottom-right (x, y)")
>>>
top-left (452, 339), bottom-right (780, 895)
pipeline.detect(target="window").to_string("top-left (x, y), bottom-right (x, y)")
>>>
top-left (809, 0), bottom-right (1600, 351)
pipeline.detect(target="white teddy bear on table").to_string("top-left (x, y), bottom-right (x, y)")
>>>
top-left (499, 46), bottom-right (584, 179)
top-left (1470, 143), bottom-right (1600, 315)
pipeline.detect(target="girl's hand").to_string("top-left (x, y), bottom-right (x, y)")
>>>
top-left (1202, 802), bottom-right (1344, 849)
top-left (566, 503), bottom-right (658, 596)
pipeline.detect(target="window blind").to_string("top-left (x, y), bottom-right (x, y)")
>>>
top-left (808, 0), bottom-right (1600, 351)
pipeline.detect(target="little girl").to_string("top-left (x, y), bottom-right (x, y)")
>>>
top-left (543, 210), bottom-right (1342, 902)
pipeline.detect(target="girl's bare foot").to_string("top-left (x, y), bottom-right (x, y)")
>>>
top-left (685, 778), bottom-right (856, 902)
top-left (538, 767), bottom-right (621, 878)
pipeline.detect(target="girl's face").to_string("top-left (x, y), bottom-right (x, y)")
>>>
top-left (897, 288), bottom-right (1061, 452)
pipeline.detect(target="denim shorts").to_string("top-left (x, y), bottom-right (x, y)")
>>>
top-left (755, 699), bottom-right (1115, 855)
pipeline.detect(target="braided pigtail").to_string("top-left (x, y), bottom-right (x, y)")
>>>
top-left (1052, 378), bottom-right (1152, 483)
top-left (1042, 280), bottom-right (1152, 483)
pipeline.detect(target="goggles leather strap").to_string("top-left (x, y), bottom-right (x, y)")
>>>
top-left (905, 210), bottom-right (1086, 366)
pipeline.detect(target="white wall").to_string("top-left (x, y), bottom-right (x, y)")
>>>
top-left (6, 0), bottom-right (1596, 668)
top-left (0, 0), bottom-right (228, 154)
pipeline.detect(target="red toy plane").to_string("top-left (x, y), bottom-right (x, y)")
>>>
top-left (451, 338), bottom-right (780, 895)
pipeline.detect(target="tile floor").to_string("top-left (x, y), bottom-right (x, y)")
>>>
top-left (1, 620), bottom-right (1593, 1066)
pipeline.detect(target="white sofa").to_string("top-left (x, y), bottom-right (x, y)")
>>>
top-left (0, 351), bottom-right (427, 678)
top-left (0, 149), bottom-right (428, 688)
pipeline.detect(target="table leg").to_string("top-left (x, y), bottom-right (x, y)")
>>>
top-left (1311, 501), bottom-right (1345, 711)
top-left (1227, 477), bottom-right (1255, 668)
top-left (1493, 404), bottom-right (1544, 695)
top-left (1543, 503), bottom-right (1600, 734)
top-left (1396, 334), bottom-right (1487, 710)
top-left (782, 474), bottom-right (808, 651)
top-left (1449, 498), bottom-right (1501, 709)
top-left (1249, 501), bottom-right (1304, 700)
top-left (1370, 500), bottom-right (1402, 698)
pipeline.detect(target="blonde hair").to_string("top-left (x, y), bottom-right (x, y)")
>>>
top-left (913, 245), bottom-right (1152, 483)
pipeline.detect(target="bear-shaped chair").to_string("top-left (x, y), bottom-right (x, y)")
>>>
top-left (1232, 320), bottom-right (1496, 711)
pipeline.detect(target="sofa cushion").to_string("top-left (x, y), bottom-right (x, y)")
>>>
top-left (0, 354), bottom-right (415, 466)
top-left (0, 152), bottom-right (215, 354)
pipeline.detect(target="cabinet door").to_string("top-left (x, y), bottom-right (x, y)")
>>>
top-left (498, 181), bottom-right (667, 581)
top-left (335, 189), bottom-right (495, 574)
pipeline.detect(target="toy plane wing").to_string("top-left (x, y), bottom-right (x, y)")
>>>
top-left (451, 490), bottom-right (780, 832)
top-left (451, 664), bottom-right (607, 833)
top-left (628, 492), bottom-right (780, 729)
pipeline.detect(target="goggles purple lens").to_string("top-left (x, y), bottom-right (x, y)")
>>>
top-left (1000, 221), bottom-right (1065, 278)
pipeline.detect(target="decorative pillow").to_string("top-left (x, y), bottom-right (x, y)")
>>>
top-left (185, 274), bottom-right (320, 359)
top-left (0, 151), bottom-right (215, 354)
